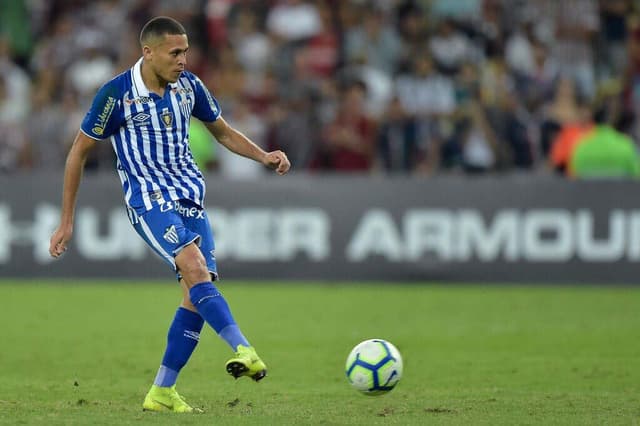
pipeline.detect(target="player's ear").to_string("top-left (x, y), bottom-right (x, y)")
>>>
top-left (142, 44), bottom-right (152, 60)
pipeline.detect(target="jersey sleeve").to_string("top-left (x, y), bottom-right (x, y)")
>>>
top-left (191, 76), bottom-right (222, 122)
top-left (80, 81), bottom-right (123, 140)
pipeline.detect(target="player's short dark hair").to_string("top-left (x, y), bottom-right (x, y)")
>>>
top-left (139, 16), bottom-right (186, 45)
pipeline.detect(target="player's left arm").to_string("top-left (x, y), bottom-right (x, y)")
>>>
top-left (204, 117), bottom-right (290, 175)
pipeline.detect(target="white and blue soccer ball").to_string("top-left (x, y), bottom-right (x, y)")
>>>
top-left (345, 339), bottom-right (403, 395)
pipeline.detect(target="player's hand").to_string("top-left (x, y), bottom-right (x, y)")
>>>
top-left (49, 224), bottom-right (73, 258)
top-left (263, 150), bottom-right (291, 175)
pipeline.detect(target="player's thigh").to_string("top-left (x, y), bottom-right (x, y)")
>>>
top-left (174, 242), bottom-right (210, 286)
top-left (182, 202), bottom-right (218, 280)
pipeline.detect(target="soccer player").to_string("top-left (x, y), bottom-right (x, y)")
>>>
top-left (48, 16), bottom-right (290, 413)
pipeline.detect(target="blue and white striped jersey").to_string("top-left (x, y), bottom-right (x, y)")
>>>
top-left (80, 57), bottom-right (221, 215)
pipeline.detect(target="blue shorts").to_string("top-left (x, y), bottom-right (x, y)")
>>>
top-left (128, 199), bottom-right (218, 280)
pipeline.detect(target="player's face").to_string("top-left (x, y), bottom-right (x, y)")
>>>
top-left (146, 34), bottom-right (189, 83)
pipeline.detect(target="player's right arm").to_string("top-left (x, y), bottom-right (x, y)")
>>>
top-left (49, 131), bottom-right (97, 258)
top-left (49, 79), bottom-right (122, 258)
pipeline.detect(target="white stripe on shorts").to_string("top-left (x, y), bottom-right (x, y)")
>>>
top-left (139, 215), bottom-right (176, 270)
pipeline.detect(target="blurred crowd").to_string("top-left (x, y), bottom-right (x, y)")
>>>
top-left (1, 0), bottom-right (640, 179)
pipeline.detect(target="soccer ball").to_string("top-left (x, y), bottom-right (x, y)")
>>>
top-left (345, 339), bottom-right (403, 395)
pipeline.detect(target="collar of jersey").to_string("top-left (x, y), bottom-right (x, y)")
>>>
top-left (133, 57), bottom-right (179, 97)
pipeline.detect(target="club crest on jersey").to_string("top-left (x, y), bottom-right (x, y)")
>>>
top-left (161, 108), bottom-right (173, 128)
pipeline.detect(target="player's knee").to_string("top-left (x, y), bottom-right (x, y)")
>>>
top-left (175, 246), bottom-right (209, 286)
top-left (179, 262), bottom-right (209, 286)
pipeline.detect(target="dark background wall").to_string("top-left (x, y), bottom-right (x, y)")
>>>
top-left (1, 173), bottom-right (638, 284)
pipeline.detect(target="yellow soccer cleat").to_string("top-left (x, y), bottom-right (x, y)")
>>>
top-left (142, 384), bottom-right (203, 413)
top-left (225, 345), bottom-right (267, 381)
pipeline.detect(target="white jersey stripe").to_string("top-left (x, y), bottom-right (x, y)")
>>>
top-left (168, 87), bottom-right (203, 202)
top-left (146, 102), bottom-right (181, 201)
top-left (127, 100), bottom-right (159, 211)
top-left (162, 95), bottom-right (199, 201)
top-left (118, 99), bottom-right (152, 210)
top-left (139, 216), bottom-right (176, 269)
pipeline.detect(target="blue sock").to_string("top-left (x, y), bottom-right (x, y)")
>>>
top-left (154, 307), bottom-right (204, 387)
top-left (219, 324), bottom-right (250, 351)
top-left (189, 282), bottom-right (250, 350)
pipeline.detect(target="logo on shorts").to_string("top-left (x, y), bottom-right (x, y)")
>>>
top-left (174, 200), bottom-right (204, 218)
top-left (163, 225), bottom-right (179, 244)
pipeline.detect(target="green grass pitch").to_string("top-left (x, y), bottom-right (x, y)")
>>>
top-left (0, 280), bottom-right (638, 425)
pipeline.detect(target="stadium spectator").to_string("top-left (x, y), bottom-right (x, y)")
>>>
top-left (0, 0), bottom-right (33, 66)
top-left (0, 0), bottom-right (638, 179)
top-left (66, 30), bottom-right (116, 103)
top-left (514, 38), bottom-right (559, 113)
top-left (477, 44), bottom-right (536, 170)
top-left (304, 0), bottom-right (340, 79)
top-left (188, 118), bottom-right (218, 172)
top-left (623, 13), bottom-right (640, 143)
top-left (376, 96), bottom-right (421, 174)
top-left (206, 42), bottom-right (246, 108)
top-left (443, 98), bottom-right (500, 174)
top-left (204, 0), bottom-right (237, 49)
top-left (540, 77), bottom-right (588, 158)
top-left (320, 80), bottom-right (376, 172)
top-left (597, 0), bottom-right (630, 79)
top-left (396, 2), bottom-right (428, 72)
top-left (549, 118), bottom-right (594, 175)
top-left (218, 98), bottom-right (269, 179)
top-left (229, 6), bottom-right (273, 79)
top-left (0, 76), bottom-right (28, 172)
top-left (0, 38), bottom-right (30, 173)
top-left (429, 19), bottom-right (471, 75)
top-left (394, 54), bottom-right (455, 171)
top-left (26, 86), bottom-right (87, 171)
top-left (430, 0), bottom-right (483, 24)
top-left (526, 0), bottom-right (600, 100)
top-left (344, 6), bottom-right (401, 78)
top-left (569, 108), bottom-right (640, 179)
top-left (0, 37), bottom-right (30, 126)
top-left (267, 88), bottom-right (321, 171)
top-left (505, 21), bottom-right (537, 79)
top-left (266, 0), bottom-right (322, 42)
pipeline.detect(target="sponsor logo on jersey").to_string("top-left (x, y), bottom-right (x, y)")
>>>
top-left (92, 96), bottom-right (116, 136)
top-left (132, 112), bottom-right (151, 126)
top-left (124, 95), bottom-right (153, 105)
top-left (172, 87), bottom-right (193, 95)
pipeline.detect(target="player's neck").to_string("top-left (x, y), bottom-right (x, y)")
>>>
top-left (140, 60), bottom-right (168, 96)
